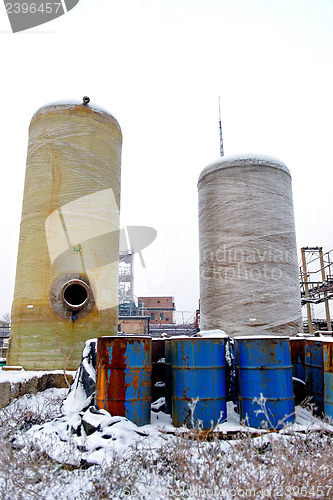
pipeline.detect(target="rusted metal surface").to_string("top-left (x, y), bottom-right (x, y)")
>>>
top-left (164, 339), bottom-right (172, 415)
top-left (306, 338), bottom-right (333, 418)
top-left (305, 338), bottom-right (324, 415)
top-left (171, 338), bottom-right (226, 430)
top-left (234, 336), bottom-right (294, 429)
top-left (290, 337), bottom-right (305, 381)
top-left (323, 340), bottom-right (333, 418)
top-left (95, 336), bottom-right (151, 426)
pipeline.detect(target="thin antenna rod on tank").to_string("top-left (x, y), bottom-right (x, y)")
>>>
top-left (218, 96), bottom-right (224, 157)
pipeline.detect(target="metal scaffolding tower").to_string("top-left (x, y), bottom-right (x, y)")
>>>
top-left (118, 251), bottom-right (134, 303)
top-left (299, 247), bottom-right (333, 334)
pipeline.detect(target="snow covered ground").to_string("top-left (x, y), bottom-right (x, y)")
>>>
top-left (9, 388), bottom-right (333, 467)
top-left (1, 367), bottom-right (333, 499)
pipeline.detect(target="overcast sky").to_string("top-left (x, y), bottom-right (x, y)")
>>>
top-left (0, 0), bottom-right (332, 323)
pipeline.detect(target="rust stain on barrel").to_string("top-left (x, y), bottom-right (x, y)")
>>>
top-left (96, 336), bottom-right (152, 425)
top-left (325, 343), bottom-right (333, 373)
top-left (96, 337), bottom-right (128, 417)
top-left (290, 338), bottom-right (305, 365)
top-left (109, 339), bottom-right (127, 416)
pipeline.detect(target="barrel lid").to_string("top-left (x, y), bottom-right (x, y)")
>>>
top-left (168, 335), bottom-right (191, 340)
top-left (234, 335), bottom-right (290, 341)
top-left (99, 335), bottom-right (151, 340)
top-left (198, 154), bottom-right (291, 187)
top-left (169, 335), bottom-right (224, 341)
top-left (306, 336), bottom-right (333, 343)
top-left (195, 329), bottom-right (229, 338)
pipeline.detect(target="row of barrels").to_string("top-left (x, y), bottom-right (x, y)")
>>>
top-left (165, 336), bottom-right (295, 430)
top-left (94, 335), bottom-right (333, 429)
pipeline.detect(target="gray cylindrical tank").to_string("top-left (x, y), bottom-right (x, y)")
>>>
top-left (198, 154), bottom-right (302, 337)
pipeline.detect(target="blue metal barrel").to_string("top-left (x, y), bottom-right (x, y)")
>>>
top-left (164, 338), bottom-right (172, 415)
top-left (171, 337), bottom-right (226, 429)
top-left (305, 338), bottom-right (324, 415)
top-left (323, 339), bottom-right (333, 419)
top-left (95, 336), bottom-right (152, 426)
top-left (234, 336), bottom-right (294, 429)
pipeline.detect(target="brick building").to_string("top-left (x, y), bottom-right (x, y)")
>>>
top-left (138, 296), bottom-right (175, 325)
top-left (118, 316), bottom-right (150, 335)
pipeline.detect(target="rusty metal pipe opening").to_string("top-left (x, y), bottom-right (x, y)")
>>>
top-left (61, 280), bottom-right (90, 311)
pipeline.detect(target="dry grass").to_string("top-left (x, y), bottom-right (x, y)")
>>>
top-left (0, 394), bottom-right (333, 499)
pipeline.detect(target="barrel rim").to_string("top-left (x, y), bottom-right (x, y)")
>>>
top-left (198, 154), bottom-right (291, 187)
top-left (234, 335), bottom-right (290, 340)
top-left (98, 335), bottom-right (152, 340)
top-left (305, 337), bottom-right (333, 343)
top-left (170, 336), bottom-right (226, 342)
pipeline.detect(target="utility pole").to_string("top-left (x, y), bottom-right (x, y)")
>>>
top-left (319, 248), bottom-right (332, 330)
top-left (301, 247), bottom-right (313, 334)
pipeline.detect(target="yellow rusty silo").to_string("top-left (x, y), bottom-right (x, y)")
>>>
top-left (7, 99), bottom-right (122, 370)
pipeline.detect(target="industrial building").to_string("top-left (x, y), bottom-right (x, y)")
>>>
top-left (118, 248), bottom-right (178, 335)
top-left (117, 315), bottom-right (150, 336)
top-left (117, 296), bottom-right (175, 336)
top-left (138, 296), bottom-right (175, 325)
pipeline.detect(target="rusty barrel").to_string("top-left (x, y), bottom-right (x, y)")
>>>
top-left (234, 336), bottom-right (294, 429)
top-left (305, 337), bottom-right (333, 417)
top-left (305, 338), bottom-right (324, 415)
top-left (95, 336), bottom-right (151, 426)
top-left (171, 337), bottom-right (226, 429)
top-left (322, 338), bottom-right (333, 418)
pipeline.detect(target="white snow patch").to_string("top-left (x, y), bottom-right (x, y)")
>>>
top-left (195, 329), bottom-right (229, 338)
top-left (3, 370), bottom-right (333, 476)
top-left (10, 392), bottom-right (329, 470)
top-left (0, 367), bottom-right (75, 385)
